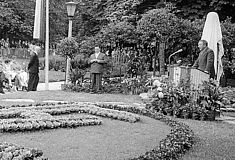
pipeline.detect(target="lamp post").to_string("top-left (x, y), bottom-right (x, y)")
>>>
top-left (65, 1), bottom-right (77, 84)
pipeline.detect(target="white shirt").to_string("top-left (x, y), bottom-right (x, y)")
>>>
top-left (95, 52), bottom-right (100, 59)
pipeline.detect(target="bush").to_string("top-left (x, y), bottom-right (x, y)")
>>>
top-left (148, 77), bottom-right (224, 121)
top-left (39, 55), bottom-right (66, 72)
top-left (56, 37), bottom-right (79, 59)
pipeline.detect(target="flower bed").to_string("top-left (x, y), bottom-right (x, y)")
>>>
top-left (0, 142), bottom-right (47, 160)
top-left (0, 102), bottom-right (195, 160)
top-left (0, 103), bottom-right (140, 133)
top-left (29, 103), bottom-right (141, 123)
top-left (0, 115), bottom-right (102, 132)
top-left (94, 103), bottom-right (195, 160)
top-left (146, 77), bottom-right (224, 121)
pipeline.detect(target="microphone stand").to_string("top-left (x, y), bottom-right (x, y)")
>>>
top-left (168, 52), bottom-right (177, 66)
top-left (168, 50), bottom-right (182, 78)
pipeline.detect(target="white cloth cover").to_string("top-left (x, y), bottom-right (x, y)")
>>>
top-left (201, 12), bottom-right (224, 81)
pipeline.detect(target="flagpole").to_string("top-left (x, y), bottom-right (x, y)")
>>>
top-left (45, 0), bottom-right (49, 90)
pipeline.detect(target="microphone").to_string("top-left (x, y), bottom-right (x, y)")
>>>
top-left (172, 49), bottom-right (183, 55)
top-left (168, 49), bottom-right (183, 65)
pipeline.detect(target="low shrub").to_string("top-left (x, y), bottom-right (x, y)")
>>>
top-left (39, 55), bottom-right (66, 72)
top-left (61, 76), bottom-right (149, 95)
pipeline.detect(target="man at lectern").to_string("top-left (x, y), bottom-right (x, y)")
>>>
top-left (192, 40), bottom-right (215, 79)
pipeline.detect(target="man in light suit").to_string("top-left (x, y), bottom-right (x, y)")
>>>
top-left (193, 40), bottom-right (215, 79)
top-left (89, 46), bottom-right (107, 93)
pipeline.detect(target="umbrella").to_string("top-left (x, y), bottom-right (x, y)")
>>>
top-left (201, 12), bottom-right (224, 82)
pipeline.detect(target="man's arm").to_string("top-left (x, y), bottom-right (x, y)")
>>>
top-left (96, 53), bottom-right (107, 64)
top-left (89, 54), bottom-right (97, 64)
top-left (192, 58), bottom-right (199, 68)
top-left (28, 56), bottom-right (35, 70)
top-left (205, 50), bottom-right (214, 73)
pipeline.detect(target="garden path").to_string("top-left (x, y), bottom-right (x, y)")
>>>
top-left (37, 81), bottom-right (64, 91)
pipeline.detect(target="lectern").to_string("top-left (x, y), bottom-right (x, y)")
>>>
top-left (168, 65), bottom-right (210, 88)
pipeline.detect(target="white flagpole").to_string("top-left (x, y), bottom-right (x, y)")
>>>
top-left (45, 0), bottom-right (49, 90)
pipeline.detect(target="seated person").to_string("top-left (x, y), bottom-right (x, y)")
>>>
top-left (3, 59), bottom-right (17, 88)
top-left (15, 69), bottom-right (28, 91)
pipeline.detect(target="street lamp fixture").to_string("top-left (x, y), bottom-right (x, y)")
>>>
top-left (65, 1), bottom-right (77, 84)
top-left (66, 1), bottom-right (77, 18)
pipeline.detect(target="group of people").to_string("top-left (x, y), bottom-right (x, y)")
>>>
top-left (0, 40), bottom-right (216, 94)
top-left (90, 40), bottom-right (216, 93)
top-left (0, 44), bottom-right (40, 94)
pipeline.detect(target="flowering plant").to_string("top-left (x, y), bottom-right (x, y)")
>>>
top-left (122, 76), bottom-right (148, 94)
top-left (148, 76), bottom-right (224, 120)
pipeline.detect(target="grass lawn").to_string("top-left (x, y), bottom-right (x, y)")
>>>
top-left (0, 91), bottom-right (171, 160)
top-left (0, 91), bottom-right (143, 105)
top-left (1, 91), bottom-right (234, 159)
top-left (180, 119), bottom-right (235, 160)
top-left (1, 68), bottom-right (235, 159)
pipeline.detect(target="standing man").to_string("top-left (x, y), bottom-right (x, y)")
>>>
top-left (0, 64), bottom-right (5, 94)
top-left (27, 45), bottom-right (40, 91)
top-left (89, 46), bottom-right (106, 93)
top-left (193, 40), bottom-right (215, 79)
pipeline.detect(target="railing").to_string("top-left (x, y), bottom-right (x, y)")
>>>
top-left (0, 48), bottom-right (30, 59)
top-left (0, 48), bottom-right (53, 59)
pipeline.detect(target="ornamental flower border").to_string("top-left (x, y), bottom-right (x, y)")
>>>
top-left (0, 102), bottom-right (195, 160)
top-left (95, 103), bottom-right (195, 160)
top-left (0, 103), bottom-right (140, 133)
top-left (0, 142), bottom-right (47, 160)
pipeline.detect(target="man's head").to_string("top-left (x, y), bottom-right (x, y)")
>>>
top-left (94, 46), bottom-right (100, 54)
top-left (198, 40), bottom-right (208, 51)
top-left (28, 44), bottom-right (40, 56)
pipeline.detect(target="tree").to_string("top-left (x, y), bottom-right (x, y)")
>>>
top-left (97, 21), bottom-right (139, 48)
top-left (0, 1), bottom-right (33, 43)
top-left (137, 8), bottom-right (180, 75)
top-left (56, 37), bottom-right (79, 84)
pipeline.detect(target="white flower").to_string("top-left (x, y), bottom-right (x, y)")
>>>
top-left (158, 92), bottom-right (164, 98)
top-left (157, 87), bottom-right (163, 92)
top-left (153, 79), bottom-right (161, 87)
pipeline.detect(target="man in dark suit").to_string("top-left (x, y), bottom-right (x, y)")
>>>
top-left (0, 64), bottom-right (5, 94)
top-left (27, 45), bottom-right (40, 91)
top-left (193, 40), bottom-right (215, 79)
top-left (89, 46), bottom-right (107, 93)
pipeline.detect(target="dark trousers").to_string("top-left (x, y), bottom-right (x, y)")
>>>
top-left (0, 81), bottom-right (4, 93)
top-left (91, 73), bottom-right (102, 91)
top-left (28, 73), bottom-right (39, 91)
top-left (0, 72), bottom-right (5, 93)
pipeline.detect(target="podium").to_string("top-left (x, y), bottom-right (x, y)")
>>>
top-left (168, 65), bottom-right (210, 88)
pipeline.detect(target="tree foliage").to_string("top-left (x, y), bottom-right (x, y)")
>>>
top-left (0, 0), bottom-right (34, 43)
top-left (97, 21), bottom-right (139, 48)
top-left (56, 37), bottom-right (79, 59)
